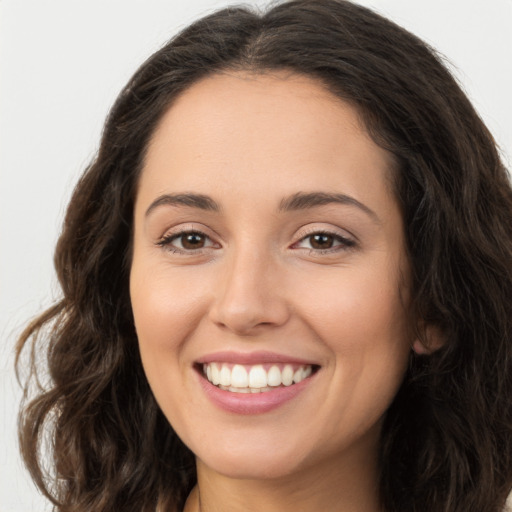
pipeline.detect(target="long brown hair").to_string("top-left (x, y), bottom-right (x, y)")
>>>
top-left (16, 1), bottom-right (512, 511)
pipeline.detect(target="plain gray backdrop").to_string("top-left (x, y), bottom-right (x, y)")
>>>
top-left (1, 0), bottom-right (511, 510)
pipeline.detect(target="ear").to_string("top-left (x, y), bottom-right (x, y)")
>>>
top-left (412, 324), bottom-right (444, 355)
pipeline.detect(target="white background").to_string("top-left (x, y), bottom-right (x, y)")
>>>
top-left (1, 1), bottom-right (511, 510)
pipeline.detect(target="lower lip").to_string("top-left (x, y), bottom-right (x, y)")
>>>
top-left (197, 372), bottom-right (315, 415)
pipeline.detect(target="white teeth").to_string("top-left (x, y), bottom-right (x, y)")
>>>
top-left (281, 365), bottom-right (294, 386)
top-left (267, 365), bottom-right (281, 386)
top-left (248, 365), bottom-right (267, 388)
top-left (219, 365), bottom-right (231, 386)
top-left (211, 363), bottom-right (220, 385)
top-left (231, 365), bottom-right (249, 387)
top-left (202, 362), bottom-right (314, 392)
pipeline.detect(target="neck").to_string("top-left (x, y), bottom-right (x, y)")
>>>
top-left (183, 437), bottom-right (383, 512)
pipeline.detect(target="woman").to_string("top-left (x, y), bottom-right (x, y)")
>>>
top-left (16, 0), bottom-right (512, 511)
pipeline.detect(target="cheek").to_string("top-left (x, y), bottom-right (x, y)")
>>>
top-left (131, 264), bottom-right (206, 348)
top-left (296, 263), bottom-right (410, 352)
top-left (129, 262), bottom-right (211, 410)
top-left (129, 263), bottom-right (213, 431)
top-left (294, 262), bottom-right (411, 418)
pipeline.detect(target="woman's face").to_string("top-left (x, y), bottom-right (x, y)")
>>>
top-left (130, 72), bottom-right (413, 480)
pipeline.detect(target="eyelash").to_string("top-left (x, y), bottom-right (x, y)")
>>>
top-left (293, 230), bottom-right (356, 254)
top-left (156, 230), bottom-right (216, 254)
top-left (156, 228), bottom-right (356, 256)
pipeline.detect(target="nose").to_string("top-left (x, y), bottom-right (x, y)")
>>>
top-left (209, 246), bottom-right (290, 336)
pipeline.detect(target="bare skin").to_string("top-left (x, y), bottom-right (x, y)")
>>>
top-left (183, 438), bottom-right (383, 512)
top-left (131, 71), bottom-right (414, 512)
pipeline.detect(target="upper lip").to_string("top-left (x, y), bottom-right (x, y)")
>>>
top-left (196, 350), bottom-right (319, 366)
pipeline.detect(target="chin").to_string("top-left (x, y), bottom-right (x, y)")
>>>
top-left (196, 444), bottom-right (310, 481)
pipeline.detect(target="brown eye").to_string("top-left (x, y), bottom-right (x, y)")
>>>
top-left (294, 230), bottom-right (356, 253)
top-left (181, 232), bottom-right (206, 250)
top-left (157, 230), bottom-right (216, 253)
top-left (309, 234), bottom-right (335, 249)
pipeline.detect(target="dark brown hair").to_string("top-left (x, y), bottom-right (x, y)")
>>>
top-left (16, 1), bottom-right (512, 511)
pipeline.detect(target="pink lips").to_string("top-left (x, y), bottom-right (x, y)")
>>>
top-left (195, 351), bottom-right (318, 415)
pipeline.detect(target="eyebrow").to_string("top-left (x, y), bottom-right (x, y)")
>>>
top-left (145, 193), bottom-right (221, 216)
top-left (279, 192), bottom-right (380, 223)
top-left (145, 191), bottom-right (379, 223)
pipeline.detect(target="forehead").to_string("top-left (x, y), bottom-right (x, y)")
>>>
top-left (139, 71), bottom-right (396, 208)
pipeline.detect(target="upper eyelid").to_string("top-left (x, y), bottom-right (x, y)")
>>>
top-left (292, 233), bottom-right (356, 251)
top-left (293, 224), bottom-right (357, 242)
top-left (160, 230), bottom-right (216, 244)
top-left (159, 223), bottom-right (218, 239)
top-left (155, 222), bottom-right (357, 246)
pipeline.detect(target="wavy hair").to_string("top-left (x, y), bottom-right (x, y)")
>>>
top-left (16, 1), bottom-right (512, 511)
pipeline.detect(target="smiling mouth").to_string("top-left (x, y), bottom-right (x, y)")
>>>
top-left (198, 362), bottom-right (319, 393)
